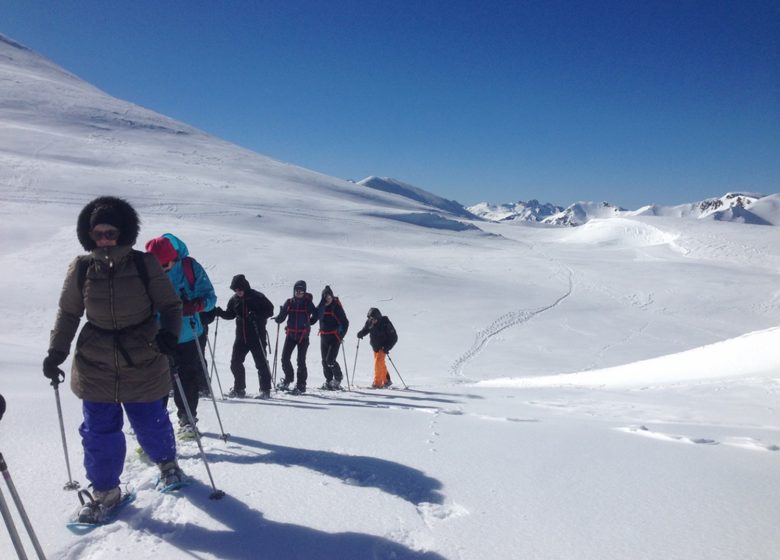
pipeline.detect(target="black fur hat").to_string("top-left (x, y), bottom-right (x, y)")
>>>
top-left (77, 196), bottom-right (140, 251)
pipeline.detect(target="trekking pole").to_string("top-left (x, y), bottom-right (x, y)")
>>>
top-left (171, 366), bottom-right (225, 500)
top-left (191, 319), bottom-right (230, 442)
top-left (351, 339), bottom-right (360, 387)
top-left (205, 337), bottom-right (226, 399)
top-left (51, 379), bottom-right (80, 490)
top-left (386, 355), bottom-right (408, 389)
top-left (209, 317), bottom-right (219, 382)
top-left (340, 343), bottom-right (351, 391)
top-left (272, 323), bottom-right (280, 389)
top-left (0, 453), bottom-right (46, 559)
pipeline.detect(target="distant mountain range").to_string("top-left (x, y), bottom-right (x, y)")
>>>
top-left (359, 176), bottom-right (779, 227)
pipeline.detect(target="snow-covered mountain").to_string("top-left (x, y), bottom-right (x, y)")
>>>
top-left (2, 33), bottom-right (780, 560)
top-left (467, 199), bottom-right (563, 222)
top-left (542, 200), bottom-right (626, 226)
top-left (469, 191), bottom-right (779, 227)
top-left (357, 176), bottom-right (479, 220)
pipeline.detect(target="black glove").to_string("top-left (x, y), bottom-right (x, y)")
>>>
top-left (155, 330), bottom-right (179, 356)
top-left (357, 332), bottom-right (365, 339)
top-left (309, 316), bottom-right (318, 326)
top-left (43, 350), bottom-right (67, 383)
top-left (274, 315), bottom-right (285, 324)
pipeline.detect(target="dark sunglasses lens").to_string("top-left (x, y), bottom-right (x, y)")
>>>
top-left (90, 229), bottom-right (120, 241)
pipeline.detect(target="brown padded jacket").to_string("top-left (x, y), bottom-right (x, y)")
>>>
top-left (49, 245), bottom-right (182, 402)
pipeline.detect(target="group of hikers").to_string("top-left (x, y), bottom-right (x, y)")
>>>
top-left (41, 196), bottom-right (398, 524)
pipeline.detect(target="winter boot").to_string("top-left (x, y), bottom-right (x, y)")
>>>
top-left (157, 460), bottom-right (186, 489)
top-left (77, 487), bottom-right (121, 524)
top-left (228, 387), bottom-right (246, 398)
top-left (276, 380), bottom-right (291, 391)
top-left (289, 386), bottom-right (306, 395)
top-left (255, 390), bottom-right (271, 400)
top-left (330, 378), bottom-right (342, 390)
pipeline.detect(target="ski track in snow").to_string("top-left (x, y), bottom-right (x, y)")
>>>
top-left (449, 269), bottom-right (574, 379)
top-left (617, 425), bottom-right (780, 452)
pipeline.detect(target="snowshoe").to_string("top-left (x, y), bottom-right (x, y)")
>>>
top-left (66, 487), bottom-right (135, 533)
top-left (157, 461), bottom-right (190, 493)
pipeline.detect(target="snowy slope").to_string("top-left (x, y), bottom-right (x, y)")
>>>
top-left (1, 34), bottom-right (779, 560)
top-left (357, 176), bottom-right (479, 220)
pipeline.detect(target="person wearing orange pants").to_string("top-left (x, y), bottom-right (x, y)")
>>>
top-left (357, 308), bottom-right (398, 388)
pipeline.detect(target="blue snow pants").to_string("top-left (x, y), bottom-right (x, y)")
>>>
top-left (80, 400), bottom-right (176, 491)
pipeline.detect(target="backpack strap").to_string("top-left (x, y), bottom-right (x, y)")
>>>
top-left (182, 256), bottom-right (195, 290)
top-left (77, 251), bottom-right (151, 302)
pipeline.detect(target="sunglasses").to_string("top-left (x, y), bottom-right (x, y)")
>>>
top-left (89, 229), bottom-right (120, 241)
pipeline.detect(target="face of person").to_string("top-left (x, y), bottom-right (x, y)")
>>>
top-left (295, 288), bottom-right (304, 298)
top-left (89, 224), bottom-right (120, 248)
top-left (234, 288), bottom-right (245, 297)
top-left (325, 294), bottom-right (333, 305)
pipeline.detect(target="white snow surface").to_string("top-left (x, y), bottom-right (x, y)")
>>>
top-left (0, 34), bottom-right (779, 560)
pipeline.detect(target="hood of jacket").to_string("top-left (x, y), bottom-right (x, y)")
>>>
top-left (77, 196), bottom-right (140, 251)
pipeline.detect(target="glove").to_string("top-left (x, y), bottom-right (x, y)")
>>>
top-left (357, 332), bottom-right (365, 339)
top-left (155, 330), bottom-right (179, 356)
top-left (274, 316), bottom-right (284, 324)
top-left (43, 349), bottom-right (67, 382)
top-left (309, 316), bottom-right (318, 326)
top-left (181, 298), bottom-right (204, 317)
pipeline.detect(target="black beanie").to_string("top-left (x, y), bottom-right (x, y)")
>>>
top-left (367, 307), bottom-right (382, 320)
top-left (294, 280), bottom-right (307, 293)
top-left (322, 285), bottom-right (334, 299)
top-left (230, 274), bottom-right (251, 291)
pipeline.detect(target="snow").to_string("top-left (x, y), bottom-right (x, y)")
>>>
top-left (1, 33), bottom-right (779, 560)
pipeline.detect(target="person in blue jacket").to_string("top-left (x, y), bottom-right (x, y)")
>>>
top-left (274, 280), bottom-right (318, 394)
top-left (146, 233), bottom-right (216, 434)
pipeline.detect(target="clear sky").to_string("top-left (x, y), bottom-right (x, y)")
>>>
top-left (3, 0), bottom-right (779, 208)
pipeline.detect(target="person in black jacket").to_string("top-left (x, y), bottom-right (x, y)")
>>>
top-left (274, 280), bottom-right (318, 394)
top-left (215, 274), bottom-right (274, 398)
top-left (356, 307), bottom-right (397, 388)
top-left (316, 285), bottom-right (349, 390)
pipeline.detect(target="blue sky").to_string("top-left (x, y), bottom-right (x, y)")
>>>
top-left (3, 0), bottom-right (779, 208)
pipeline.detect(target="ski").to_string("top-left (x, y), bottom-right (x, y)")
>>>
top-left (65, 490), bottom-right (136, 534)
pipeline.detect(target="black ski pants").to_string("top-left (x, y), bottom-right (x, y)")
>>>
top-left (231, 338), bottom-right (272, 392)
top-left (169, 340), bottom-right (201, 423)
top-left (281, 335), bottom-right (309, 390)
top-left (320, 334), bottom-right (343, 382)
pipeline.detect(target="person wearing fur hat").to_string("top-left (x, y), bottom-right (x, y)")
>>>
top-left (214, 274), bottom-right (275, 398)
top-left (274, 280), bottom-right (318, 394)
top-left (43, 196), bottom-right (186, 524)
top-left (316, 285), bottom-right (349, 390)
top-left (145, 234), bottom-right (217, 436)
top-left (357, 307), bottom-right (398, 388)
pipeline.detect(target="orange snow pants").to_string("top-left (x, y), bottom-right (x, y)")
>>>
top-left (373, 350), bottom-right (388, 387)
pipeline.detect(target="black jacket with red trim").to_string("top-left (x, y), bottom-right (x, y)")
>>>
top-left (317, 297), bottom-right (349, 339)
top-left (275, 293), bottom-right (318, 339)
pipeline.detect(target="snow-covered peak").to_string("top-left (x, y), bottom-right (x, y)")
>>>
top-left (467, 199), bottom-right (563, 222)
top-left (542, 201), bottom-right (626, 227)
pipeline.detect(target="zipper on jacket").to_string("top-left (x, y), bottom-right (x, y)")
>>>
top-left (108, 257), bottom-right (121, 402)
